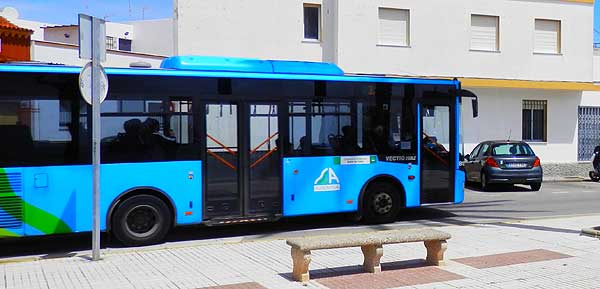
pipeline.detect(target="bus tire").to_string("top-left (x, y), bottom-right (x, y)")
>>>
top-left (362, 182), bottom-right (402, 224)
top-left (112, 195), bottom-right (172, 246)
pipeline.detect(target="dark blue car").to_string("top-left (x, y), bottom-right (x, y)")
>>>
top-left (463, 141), bottom-right (543, 191)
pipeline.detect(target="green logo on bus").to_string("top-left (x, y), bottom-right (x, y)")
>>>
top-left (314, 168), bottom-right (340, 192)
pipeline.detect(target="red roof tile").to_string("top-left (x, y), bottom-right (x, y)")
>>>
top-left (0, 16), bottom-right (33, 33)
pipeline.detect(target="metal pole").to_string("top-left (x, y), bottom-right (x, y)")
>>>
top-left (91, 17), bottom-right (102, 261)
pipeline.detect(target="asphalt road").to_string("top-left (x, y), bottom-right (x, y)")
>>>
top-left (1, 181), bottom-right (599, 259)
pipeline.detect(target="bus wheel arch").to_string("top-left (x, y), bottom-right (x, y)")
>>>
top-left (358, 175), bottom-right (406, 223)
top-left (107, 187), bottom-right (176, 246)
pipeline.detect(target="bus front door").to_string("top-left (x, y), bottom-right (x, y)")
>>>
top-left (420, 98), bottom-right (456, 204)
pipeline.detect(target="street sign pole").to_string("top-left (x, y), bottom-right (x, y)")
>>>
top-left (91, 16), bottom-right (102, 261)
top-left (79, 14), bottom-right (107, 261)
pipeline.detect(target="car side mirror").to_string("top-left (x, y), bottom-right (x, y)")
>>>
top-left (464, 154), bottom-right (470, 161)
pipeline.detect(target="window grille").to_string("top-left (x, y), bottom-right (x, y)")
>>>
top-left (106, 36), bottom-right (117, 50)
top-left (578, 106), bottom-right (600, 161)
top-left (522, 100), bottom-right (546, 142)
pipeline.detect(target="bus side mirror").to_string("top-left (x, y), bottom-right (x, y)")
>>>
top-left (458, 89), bottom-right (479, 118)
top-left (472, 98), bottom-right (479, 118)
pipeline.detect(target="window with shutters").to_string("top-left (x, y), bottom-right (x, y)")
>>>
top-left (534, 19), bottom-right (561, 54)
top-left (470, 15), bottom-right (499, 52)
top-left (522, 100), bottom-right (547, 142)
top-left (378, 8), bottom-right (410, 47)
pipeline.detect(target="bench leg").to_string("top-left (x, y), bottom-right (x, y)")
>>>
top-left (424, 240), bottom-right (447, 266)
top-left (291, 247), bottom-right (311, 282)
top-left (361, 244), bottom-right (383, 273)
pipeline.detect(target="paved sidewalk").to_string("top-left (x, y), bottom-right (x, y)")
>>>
top-left (1, 215), bottom-right (599, 289)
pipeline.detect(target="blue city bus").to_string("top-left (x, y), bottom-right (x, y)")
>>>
top-left (0, 56), bottom-right (477, 245)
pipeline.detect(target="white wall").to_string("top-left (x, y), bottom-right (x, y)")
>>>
top-left (336, 0), bottom-right (593, 82)
top-left (130, 19), bottom-right (173, 56)
top-left (43, 27), bottom-right (79, 45)
top-left (43, 23), bottom-right (134, 48)
top-left (174, 0), bottom-right (328, 61)
top-left (461, 88), bottom-right (581, 163)
top-left (106, 22), bottom-right (134, 42)
top-left (31, 41), bottom-right (165, 68)
top-left (175, 0), bottom-right (593, 82)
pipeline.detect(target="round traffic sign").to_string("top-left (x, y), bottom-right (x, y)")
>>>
top-left (79, 62), bottom-right (109, 105)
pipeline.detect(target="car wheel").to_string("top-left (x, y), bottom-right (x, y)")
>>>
top-left (112, 195), bottom-right (172, 246)
top-left (530, 182), bottom-right (542, 191)
top-left (480, 172), bottom-right (490, 191)
top-left (363, 182), bottom-right (402, 224)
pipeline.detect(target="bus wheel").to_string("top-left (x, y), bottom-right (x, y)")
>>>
top-left (112, 195), bottom-right (172, 246)
top-left (363, 182), bottom-right (402, 224)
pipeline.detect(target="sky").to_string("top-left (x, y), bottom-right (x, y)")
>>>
top-left (0, 0), bottom-right (172, 24)
top-left (595, 2), bottom-right (600, 43)
top-left (1, 1), bottom-right (600, 42)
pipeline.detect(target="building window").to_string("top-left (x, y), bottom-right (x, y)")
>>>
top-left (118, 38), bottom-right (132, 52)
top-left (303, 4), bottom-right (320, 40)
top-left (378, 8), bottom-right (410, 47)
top-left (106, 36), bottom-right (117, 50)
top-left (522, 100), bottom-right (547, 142)
top-left (534, 19), bottom-right (561, 54)
top-left (470, 14), bottom-right (499, 51)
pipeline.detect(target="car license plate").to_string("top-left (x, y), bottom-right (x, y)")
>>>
top-left (506, 163), bottom-right (527, 168)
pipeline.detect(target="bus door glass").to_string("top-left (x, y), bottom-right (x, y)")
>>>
top-left (204, 103), bottom-right (240, 217)
top-left (420, 89), bottom-right (455, 204)
top-left (247, 103), bottom-right (281, 215)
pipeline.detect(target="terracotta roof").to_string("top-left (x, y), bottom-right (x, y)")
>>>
top-left (0, 16), bottom-right (33, 33)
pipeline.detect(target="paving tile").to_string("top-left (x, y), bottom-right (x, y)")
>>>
top-left (197, 282), bottom-right (268, 289)
top-left (314, 264), bottom-right (464, 289)
top-left (452, 249), bottom-right (572, 269)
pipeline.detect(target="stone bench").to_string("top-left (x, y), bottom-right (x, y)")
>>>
top-left (286, 228), bottom-right (451, 282)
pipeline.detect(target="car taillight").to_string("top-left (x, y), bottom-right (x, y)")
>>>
top-left (485, 157), bottom-right (499, 168)
top-left (532, 157), bottom-right (540, 167)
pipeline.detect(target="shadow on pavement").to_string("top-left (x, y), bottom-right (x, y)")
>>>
top-left (491, 222), bottom-right (581, 234)
top-left (279, 259), bottom-right (427, 281)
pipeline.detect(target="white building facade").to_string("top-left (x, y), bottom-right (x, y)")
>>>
top-left (0, 7), bottom-right (172, 68)
top-left (175, 0), bottom-right (599, 173)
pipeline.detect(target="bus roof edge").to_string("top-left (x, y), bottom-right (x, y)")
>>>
top-left (160, 55), bottom-right (344, 76)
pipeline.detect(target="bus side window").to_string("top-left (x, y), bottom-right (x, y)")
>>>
top-left (288, 102), bottom-right (308, 156)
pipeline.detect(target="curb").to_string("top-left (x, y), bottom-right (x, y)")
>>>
top-left (544, 177), bottom-right (587, 183)
top-left (581, 227), bottom-right (600, 238)
top-left (0, 256), bottom-right (40, 265)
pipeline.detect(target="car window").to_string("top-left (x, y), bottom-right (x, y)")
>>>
top-left (469, 144), bottom-right (482, 158)
top-left (492, 143), bottom-right (534, 156)
top-left (477, 143), bottom-right (490, 158)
